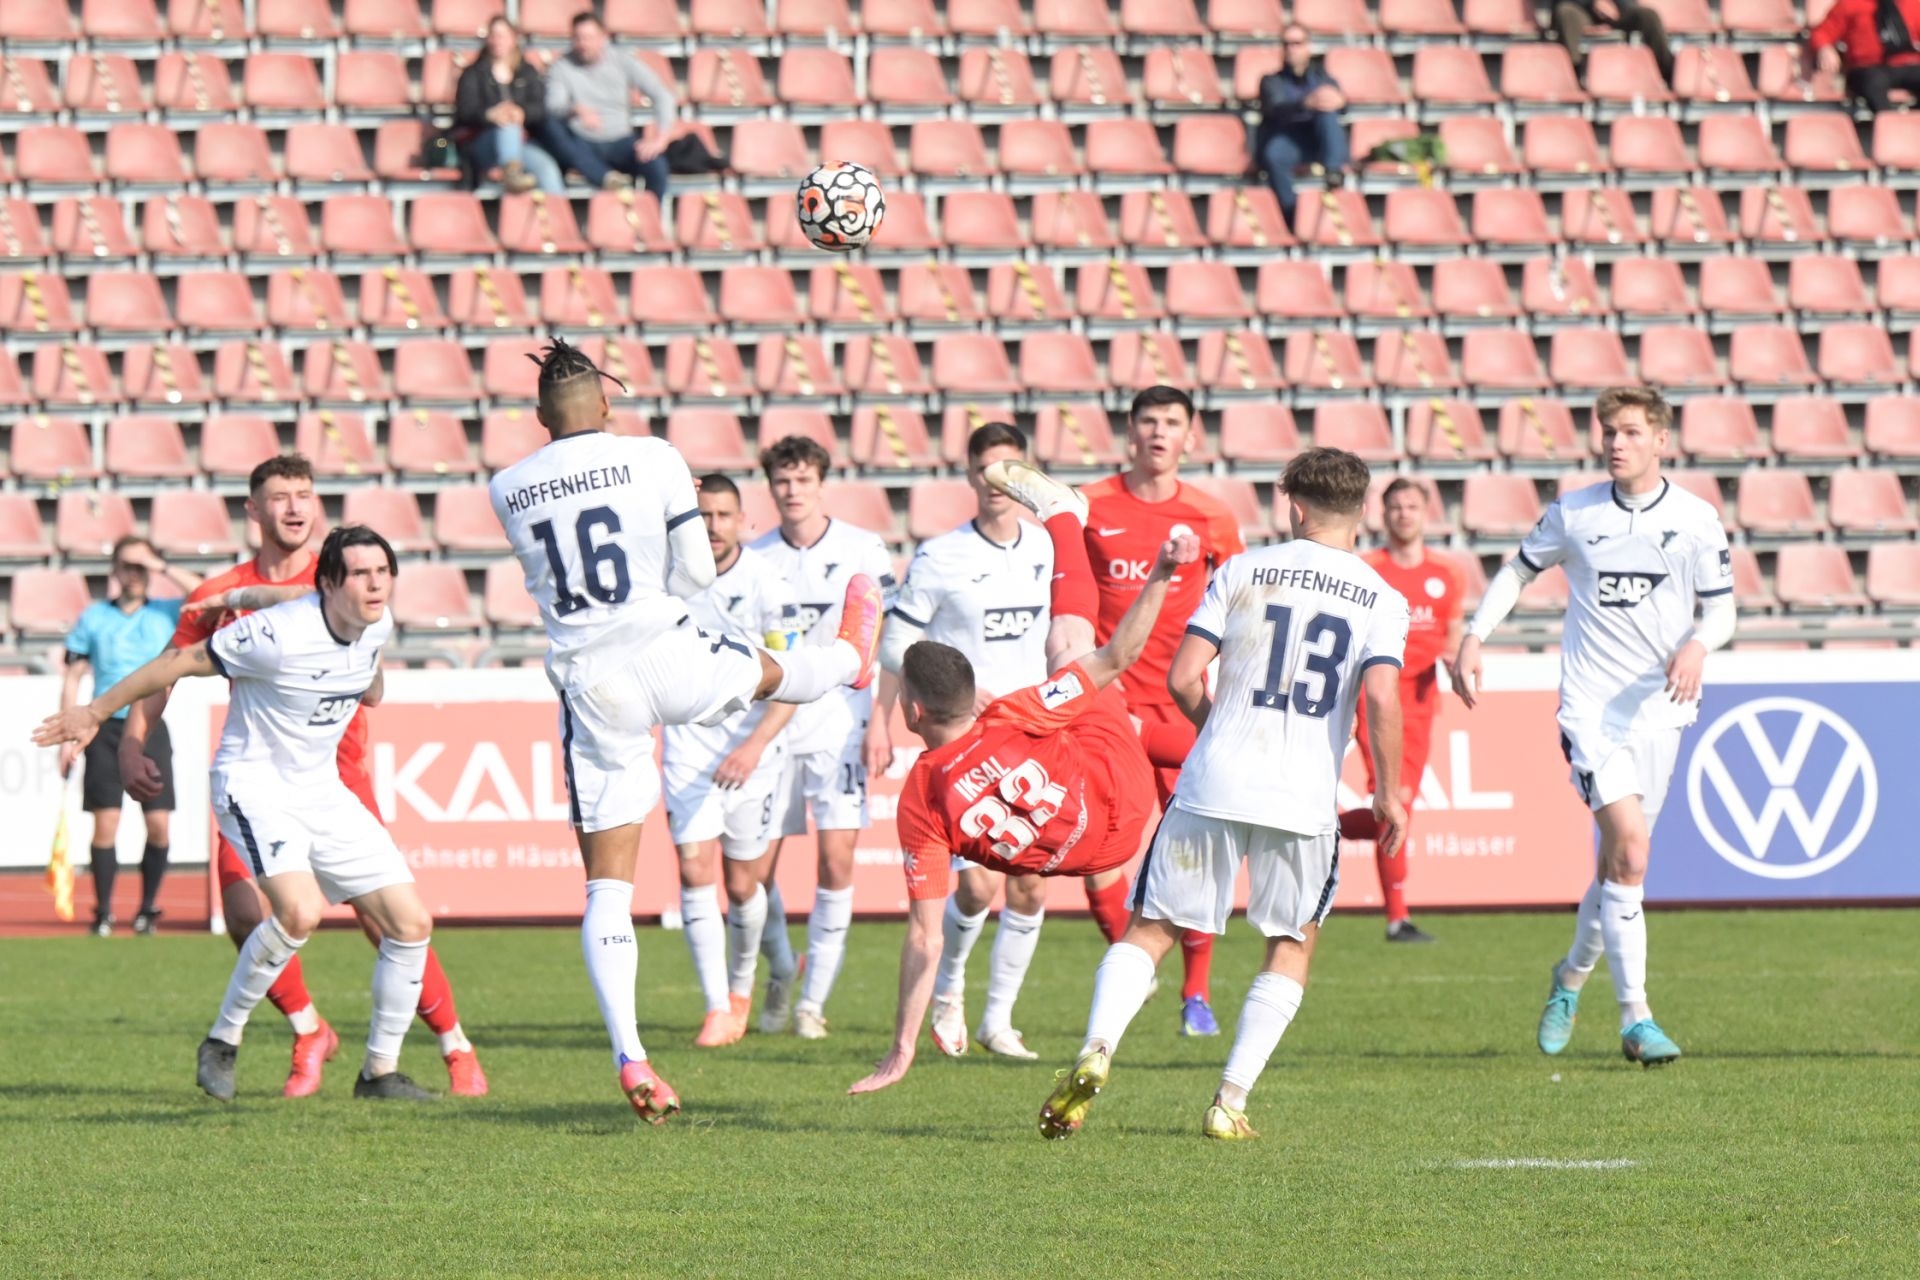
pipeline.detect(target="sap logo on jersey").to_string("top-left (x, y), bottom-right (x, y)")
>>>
top-left (792, 602), bottom-right (834, 634)
top-left (1686, 697), bottom-right (1877, 880)
top-left (982, 606), bottom-right (1040, 641)
top-left (1595, 571), bottom-right (1669, 606)
top-left (306, 693), bottom-right (363, 727)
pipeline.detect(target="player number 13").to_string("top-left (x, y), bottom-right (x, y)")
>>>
top-left (1253, 604), bottom-right (1349, 719)
top-left (957, 759), bottom-right (1066, 859)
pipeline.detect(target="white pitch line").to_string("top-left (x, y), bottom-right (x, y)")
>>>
top-left (1451, 1158), bottom-right (1638, 1170)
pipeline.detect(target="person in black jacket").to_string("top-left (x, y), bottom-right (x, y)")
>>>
top-left (1253, 26), bottom-right (1350, 225)
top-left (455, 17), bottom-right (564, 193)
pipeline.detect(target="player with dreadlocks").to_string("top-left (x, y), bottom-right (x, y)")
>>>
top-left (488, 338), bottom-right (884, 1123)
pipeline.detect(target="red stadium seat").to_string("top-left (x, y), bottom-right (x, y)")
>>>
top-left (56, 489), bottom-right (136, 557)
top-left (242, 53), bottom-right (326, 115)
top-left (1830, 469), bottom-right (1914, 536)
top-left (900, 263), bottom-right (985, 327)
top-left (1292, 189), bottom-right (1380, 250)
top-left (443, 266), bottom-right (534, 331)
top-left (1219, 403), bottom-right (1302, 463)
top-left (391, 562), bottom-right (483, 632)
top-left (1435, 258), bottom-right (1521, 324)
top-left (1680, 397), bottom-right (1765, 463)
top-left (1788, 255), bottom-right (1871, 318)
top-left (1188, 476), bottom-right (1275, 543)
top-left (754, 334), bottom-right (846, 400)
top-left (359, 267), bottom-right (447, 332)
top-left (1549, 328), bottom-right (1633, 390)
top-left (1462, 473), bottom-right (1544, 538)
top-left (1643, 0), bottom-right (1720, 34)
top-left (1637, 324), bottom-right (1725, 390)
top-left (585, 191), bottom-right (672, 256)
top-left (942, 191), bottom-right (1026, 253)
top-left (1872, 113), bottom-right (1920, 179)
top-left (0, 494), bottom-right (51, 559)
top-left (957, 47), bottom-right (1042, 112)
top-left (1048, 51), bottom-right (1123, 111)
top-left (1085, 120), bottom-right (1173, 179)
top-left (627, 266), bottom-right (718, 328)
top-left (388, 408), bottom-right (478, 477)
top-left (1784, 113), bottom-right (1874, 179)
top-left (1208, 0), bottom-right (1285, 40)
top-left (851, 405), bottom-right (940, 470)
top-left (85, 272), bottom-right (171, 334)
top-left (1374, 330), bottom-right (1462, 391)
top-left (907, 480), bottom-right (976, 541)
top-left (1196, 328), bottom-right (1287, 393)
top-left (1076, 261), bottom-right (1164, 325)
top-left (1726, 544), bottom-right (1774, 611)
top-left (1166, 261), bottom-right (1253, 325)
top-left (1293, 0), bottom-right (1378, 36)
top-left (264, 268), bottom-right (349, 332)
top-left (281, 124), bottom-right (372, 185)
top-left (1865, 542), bottom-right (1920, 604)
top-left (1729, 324), bottom-right (1818, 391)
top-left (16, 416), bottom-right (99, 481)
top-left (433, 485), bottom-right (508, 554)
top-left (663, 336), bottom-right (752, 400)
top-left (12, 570), bottom-right (92, 635)
top-left (1107, 331), bottom-right (1192, 391)
top-left (1171, 115), bottom-right (1250, 180)
top-left (1407, 399), bottom-right (1496, 464)
top-left (692, 0), bottom-right (771, 37)
top-left (343, 0), bottom-right (429, 38)
top-left (1649, 186), bottom-right (1737, 250)
top-left (1819, 323), bottom-right (1904, 390)
top-left (986, 263), bottom-right (1071, 326)
top-left (1699, 257), bottom-right (1783, 321)
top-left (408, 192), bottom-right (498, 258)
top-left (106, 123), bottom-right (191, 189)
top-left (0, 350), bottom-right (28, 406)
top-left (1310, 400), bottom-right (1397, 460)
top-left (1610, 116), bottom-right (1692, 181)
top-left (676, 190), bottom-right (767, 255)
top-left (1344, 260), bottom-right (1432, 324)
top-left (1451, 121), bottom-right (1531, 187)
top-left (1325, 46), bottom-right (1405, 109)
top-left (342, 488), bottom-right (433, 553)
top-left (1736, 469), bottom-right (1819, 537)
top-left (334, 51), bottom-right (415, 116)
top-left (1033, 191), bottom-right (1120, 253)
top-left (720, 263), bottom-right (803, 328)
top-left (0, 271), bottom-right (80, 335)
top-left (1034, 401), bottom-right (1125, 468)
top-left (776, 47), bottom-right (858, 113)
top-left (63, 53), bottom-right (146, 115)
top-left (809, 262), bottom-right (895, 327)
top-left (1503, 44), bottom-right (1587, 110)
top-left (1462, 330), bottom-right (1551, 392)
top-left (665, 408), bottom-right (752, 470)
top-left (1758, 45), bottom-right (1843, 105)
top-left (293, 411), bottom-right (380, 476)
top-left (870, 45), bottom-right (954, 110)
top-left (539, 266), bottom-right (626, 329)
top-left (1701, 115), bottom-right (1783, 175)
top-left (576, 337), bottom-right (658, 401)
top-left (731, 119), bottom-right (812, 184)
top-left (1523, 117), bottom-right (1607, 178)
top-left (175, 272), bottom-right (262, 336)
top-left (1143, 48), bottom-right (1225, 109)
top-left (1383, 188), bottom-right (1470, 251)
top-left (1828, 186), bottom-right (1908, 251)
top-left (150, 490), bottom-right (240, 558)
top-left (139, 194), bottom-right (223, 260)
top-left (301, 340), bottom-right (390, 404)
top-left (1413, 47), bottom-right (1499, 109)
top-left (1020, 333), bottom-right (1106, 395)
top-left (758, 407), bottom-right (845, 466)
top-left (862, 0), bottom-right (946, 34)
top-left (1672, 45), bottom-right (1756, 107)
top-left (322, 196), bottom-right (407, 259)
top-left (201, 415), bottom-right (282, 483)
top-left (1121, 0), bottom-right (1203, 36)
top-left (819, 120), bottom-right (905, 179)
top-left (1472, 189), bottom-right (1556, 253)
top-left (1561, 188), bottom-right (1644, 249)
top-left (256, 0), bottom-right (342, 38)
top-left (0, 4), bottom-right (77, 40)
top-left (231, 197), bottom-right (319, 260)
top-left (374, 119), bottom-right (460, 184)
top-left (1865, 396), bottom-right (1920, 458)
top-left (212, 340), bottom-right (298, 404)
top-left (1497, 397), bottom-right (1582, 463)
top-left (1588, 44), bottom-right (1676, 109)
top-left (1283, 331), bottom-right (1372, 392)
top-left (30, 344), bottom-right (116, 408)
top-left (912, 119), bottom-right (994, 180)
top-left (687, 49), bottom-right (775, 111)
top-left (1382, 0), bottom-right (1466, 34)
top-left (481, 410), bottom-right (548, 473)
top-left (483, 557), bottom-right (540, 629)
top-left (1520, 257), bottom-right (1605, 323)
top-left (1207, 187), bottom-right (1295, 251)
top-left (17, 126), bottom-right (100, 186)
top-left (0, 199), bottom-right (51, 262)
top-left (1775, 544), bottom-right (1868, 610)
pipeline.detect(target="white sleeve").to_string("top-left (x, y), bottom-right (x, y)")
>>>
top-left (1690, 592), bottom-right (1736, 653)
top-left (1466, 559), bottom-right (1534, 641)
top-left (1183, 559), bottom-right (1234, 649)
top-left (1361, 590), bottom-right (1411, 672)
top-left (208, 608), bottom-right (286, 681)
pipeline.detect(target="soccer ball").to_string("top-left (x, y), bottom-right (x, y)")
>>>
top-left (795, 162), bottom-right (885, 253)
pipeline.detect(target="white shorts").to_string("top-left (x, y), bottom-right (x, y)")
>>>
top-left (1135, 804), bottom-right (1340, 941)
top-left (561, 624), bottom-right (766, 835)
top-left (776, 732), bottom-right (869, 836)
top-left (663, 742), bottom-right (789, 860)
top-left (1559, 722), bottom-right (1684, 826)
top-left (212, 774), bottom-right (411, 906)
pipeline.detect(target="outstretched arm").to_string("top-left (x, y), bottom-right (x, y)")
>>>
top-left (1076, 534), bottom-right (1200, 692)
top-left (34, 643), bottom-right (220, 751)
top-left (183, 583), bottom-right (310, 616)
top-left (848, 895), bottom-right (945, 1095)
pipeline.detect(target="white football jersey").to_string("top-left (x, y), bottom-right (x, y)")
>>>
top-left (1515, 478), bottom-right (1733, 735)
top-left (661, 545), bottom-right (799, 763)
top-left (489, 431), bottom-right (701, 697)
top-left (748, 519), bottom-right (896, 755)
top-left (890, 520), bottom-right (1052, 700)
top-left (1175, 539), bottom-right (1409, 836)
top-left (207, 594), bottom-right (393, 789)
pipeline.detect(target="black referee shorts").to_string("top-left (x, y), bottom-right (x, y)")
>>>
top-left (82, 717), bottom-right (176, 813)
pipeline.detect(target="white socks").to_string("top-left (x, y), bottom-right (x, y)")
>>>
top-left (211, 915), bottom-right (305, 1046)
top-left (1219, 972), bottom-right (1305, 1108)
top-left (769, 643), bottom-right (859, 703)
top-left (583, 878), bottom-right (647, 1066)
top-left (286, 1003), bottom-right (320, 1036)
top-left (799, 885), bottom-right (853, 1011)
top-left (727, 883), bottom-right (769, 998)
top-left (680, 883), bottom-right (729, 1014)
top-left (436, 1025), bottom-right (471, 1056)
top-left (935, 897), bottom-right (989, 1000)
top-left (1599, 880), bottom-right (1651, 1027)
top-left (1559, 879), bottom-right (1606, 991)
top-left (980, 908), bottom-right (1043, 1037)
top-left (762, 881), bottom-right (796, 979)
top-left (366, 935), bottom-right (429, 1076)
top-left (1082, 942), bottom-right (1158, 1055)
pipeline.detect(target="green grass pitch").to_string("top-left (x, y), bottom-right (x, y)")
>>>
top-left (3, 909), bottom-right (1916, 1278)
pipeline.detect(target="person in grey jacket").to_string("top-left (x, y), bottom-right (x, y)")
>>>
top-left (454, 17), bottom-right (564, 193)
top-left (536, 10), bottom-right (675, 197)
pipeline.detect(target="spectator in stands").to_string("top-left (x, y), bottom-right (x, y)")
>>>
top-left (1801, 0), bottom-right (1920, 112)
top-left (60, 537), bottom-right (203, 937)
top-left (1253, 25), bottom-right (1350, 225)
top-left (455, 17), bottom-right (565, 194)
top-left (537, 11), bottom-right (676, 197)
top-left (1550, 0), bottom-right (1675, 88)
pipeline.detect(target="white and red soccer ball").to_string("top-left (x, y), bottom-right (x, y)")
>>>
top-left (795, 162), bottom-right (886, 252)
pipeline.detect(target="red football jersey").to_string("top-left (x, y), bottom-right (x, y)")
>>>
top-left (1082, 476), bottom-right (1243, 709)
top-left (173, 558), bottom-right (373, 796)
top-left (1363, 548), bottom-right (1463, 700)
top-left (896, 664), bottom-right (1139, 900)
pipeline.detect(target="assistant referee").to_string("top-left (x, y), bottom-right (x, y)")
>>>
top-left (60, 535), bottom-right (202, 936)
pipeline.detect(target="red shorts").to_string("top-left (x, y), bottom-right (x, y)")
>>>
top-left (1127, 699), bottom-right (1189, 807)
top-left (213, 767), bottom-right (382, 894)
top-left (1070, 686), bottom-right (1159, 876)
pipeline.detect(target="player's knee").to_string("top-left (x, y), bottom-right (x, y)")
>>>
top-left (275, 898), bottom-right (325, 940)
top-left (145, 812), bottom-right (170, 843)
top-left (955, 874), bottom-right (994, 916)
top-left (381, 898), bottom-right (434, 945)
top-left (1005, 874), bottom-right (1046, 914)
top-left (89, 809), bottom-right (121, 844)
top-left (223, 886), bottom-right (265, 939)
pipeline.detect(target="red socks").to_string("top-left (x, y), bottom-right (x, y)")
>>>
top-left (1044, 513), bottom-right (1099, 627)
top-left (416, 947), bottom-right (460, 1034)
top-left (1180, 930), bottom-right (1213, 1001)
top-left (265, 958), bottom-right (314, 1020)
top-left (1085, 876), bottom-right (1132, 943)
top-left (1376, 842), bottom-right (1409, 925)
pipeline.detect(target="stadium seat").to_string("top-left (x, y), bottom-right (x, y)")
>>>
top-left (986, 263), bottom-right (1072, 326)
top-left (1680, 396), bottom-right (1766, 463)
top-left (11, 570), bottom-right (91, 636)
top-left (265, 268), bottom-right (350, 332)
top-left (1310, 400), bottom-right (1397, 460)
top-left (242, 53), bottom-right (326, 117)
top-left (389, 408), bottom-right (479, 477)
top-left (484, 557), bottom-right (540, 629)
top-left (851, 405), bottom-right (941, 470)
top-left (16, 126), bottom-right (98, 187)
top-left (870, 46), bottom-right (954, 111)
top-left (201, 415), bottom-right (282, 483)
top-left (910, 119), bottom-right (993, 181)
top-left (212, 340), bottom-right (298, 404)
top-left (1208, 0), bottom-right (1285, 40)
top-left (140, 195), bottom-right (224, 262)
top-left (407, 192), bottom-right (498, 258)
top-left (899, 263), bottom-right (985, 328)
top-left (585, 191), bottom-right (672, 256)
top-left (1408, 398), bottom-right (1496, 464)
top-left (1375, 331), bottom-right (1463, 391)
top-left (84, 273), bottom-right (170, 335)
top-left (1283, 331), bottom-right (1372, 393)
top-left (55, 489), bottom-right (135, 558)
top-left (1775, 543), bottom-right (1868, 610)
top-left (1171, 115), bottom-right (1251, 181)
top-left (1121, 0), bottom-right (1204, 37)
top-left (1076, 261), bottom-right (1164, 326)
top-left (0, 493), bottom-right (50, 559)
top-left (14, 415), bottom-right (98, 481)
top-left (1865, 542), bottom-right (1920, 605)
top-left (231, 197), bottom-right (320, 260)
top-left (63, 53), bottom-right (146, 116)
top-left (755, 335), bottom-right (846, 400)
top-left (1428, 258), bottom-right (1520, 327)
top-left (1784, 114), bottom-right (1874, 179)
top-left (1561, 188), bottom-right (1645, 249)
top-left (1462, 473), bottom-right (1544, 538)
top-left (359, 268), bottom-right (447, 332)
top-left (1443, 119), bottom-right (1527, 183)
top-left (375, 120), bottom-right (461, 185)
top-left (1188, 476), bottom-right (1275, 543)
top-left (1254, 261), bottom-right (1344, 324)
top-left (0, 270), bottom-right (81, 336)
top-left (1758, 45), bottom-right (1842, 105)
top-left (174, 272), bottom-right (262, 337)
top-left (256, 0), bottom-right (343, 39)
top-left (343, 0), bottom-right (429, 39)
top-left (1051, 47), bottom-right (1126, 109)
top-left (1383, 188), bottom-right (1471, 253)
top-left (1817, 323), bottom-right (1904, 390)
top-left (1827, 187), bottom-right (1908, 252)
top-left (1206, 187), bottom-right (1295, 252)
top-left (0, 350), bottom-right (27, 406)
top-left (1609, 117), bottom-right (1692, 182)
top-left (322, 196), bottom-right (408, 259)
top-left (1322, 46), bottom-right (1405, 110)
top-left (107, 123), bottom-right (194, 189)
top-left (1344, 260), bottom-right (1431, 325)
top-left (626, 266), bottom-right (717, 329)
top-left (1108, 331), bottom-right (1192, 391)
top-left (280, 124), bottom-right (371, 186)
top-left (1699, 257), bottom-right (1784, 324)
top-left (809, 262), bottom-right (895, 327)
top-left (1721, 543), bottom-right (1772, 612)
top-left (1519, 257), bottom-right (1604, 323)
top-left (692, 0), bottom-right (772, 38)
top-left (906, 480), bottom-right (975, 541)
top-left (0, 199), bottom-right (51, 262)
top-left (1497, 397), bottom-right (1582, 463)
top-left (1787, 255), bottom-right (1872, 319)
top-left (1143, 48), bottom-right (1225, 109)
top-left (1293, 189), bottom-right (1380, 250)
top-left (391, 562), bottom-right (483, 632)
top-left (293, 410), bottom-right (380, 476)
top-left (150, 489), bottom-right (240, 558)
top-left (1637, 324), bottom-right (1726, 390)
top-left (1032, 191), bottom-right (1120, 254)
top-left (417, 50), bottom-right (472, 111)
top-left (1462, 330), bottom-right (1552, 392)
top-left (776, 47), bottom-right (858, 116)
top-left (663, 335), bottom-right (752, 401)
top-left (687, 49), bottom-right (775, 112)
top-left (1672, 45), bottom-right (1757, 107)
top-left (1033, 401), bottom-right (1124, 468)
top-left (1872, 113), bottom-right (1920, 181)
top-left (677, 190), bottom-right (767, 256)
top-left (957, 47), bottom-right (1042, 112)
top-left (1830, 468), bottom-right (1915, 536)
top-left (731, 119), bottom-right (812, 185)
top-left (431, 482), bottom-right (510, 556)
top-left (1412, 47), bottom-right (1499, 110)
top-left (1350, 118), bottom-right (1422, 179)
top-left (664, 408), bottom-right (752, 471)
top-left (1085, 120), bottom-right (1173, 180)
top-left (1588, 45), bottom-right (1676, 110)
top-left (1196, 328), bottom-right (1287, 394)
top-left (301, 340), bottom-right (390, 404)
top-left (333, 52), bottom-right (415, 117)
top-left (1700, 115), bottom-right (1784, 175)
top-left (576, 337), bottom-right (658, 401)
top-left (30, 344), bottom-right (115, 408)
top-left (819, 121), bottom-right (905, 179)
top-left (1865, 396), bottom-right (1920, 459)
top-left (1019, 332), bottom-right (1106, 395)
top-left (1549, 328), bottom-right (1634, 390)
top-left (1729, 324), bottom-right (1819, 392)
top-left (1471, 189), bottom-right (1556, 253)
top-left (442, 267), bottom-right (534, 330)
top-left (1522, 116), bottom-right (1607, 178)
top-left (0, 2), bottom-right (75, 41)
top-left (1503, 43), bottom-right (1586, 109)
top-left (1219, 402), bottom-right (1302, 462)
top-left (539, 266), bottom-right (626, 329)
top-left (342, 488), bottom-right (433, 553)
top-left (1649, 186), bottom-right (1737, 250)
top-left (1736, 469), bottom-right (1819, 537)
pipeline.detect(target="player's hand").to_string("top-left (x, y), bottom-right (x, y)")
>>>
top-left (181, 589), bottom-right (234, 617)
top-left (847, 1048), bottom-right (914, 1095)
top-left (1453, 635), bottom-right (1484, 710)
top-left (33, 707), bottom-right (103, 751)
top-left (713, 742), bottom-right (763, 790)
top-left (1665, 638), bottom-right (1707, 704)
top-left (1151, 532), bottom-right (1202, 580)
top-left (1373, 793), bottom-right (1409, 861)
top-left (57, 741), bottom-right (78, 778)
top-left (120, 737), bottom-right (165, 803)
top-left (864, 716), bottom-right (894, 778)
